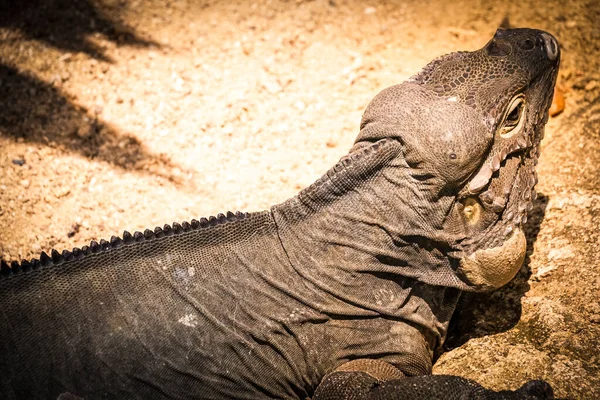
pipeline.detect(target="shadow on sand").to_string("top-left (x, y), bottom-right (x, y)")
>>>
top-left (441, 193), bottom-right (549, 354)
top-left (0, 64), bottom-right (184, 183)
top-left (0, 0), bottom-right (187, 182)
top-left (0, 0), bottom-right (157, 61)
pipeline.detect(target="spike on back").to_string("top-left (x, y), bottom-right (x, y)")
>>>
top-left (51, 249), bottom-right (62, 263)
top-left (123, 230), bottom-right (133, 243)
top-left (172, 222), bottom-right (183, 233)
top-left (1, 210), bottom-right (252, 279)
top-left (11, 261), bottom-right (21, 274)
top-left (110, 236), bottom-right (123, 247)
top-left (21, 259), bottom-right (33, 272)
top-left (90, 241), bottom-right (100, 253)
top-left (63, 250), bottom-right (74, 262)
top-left (40, 251), bottom-right (52, 266)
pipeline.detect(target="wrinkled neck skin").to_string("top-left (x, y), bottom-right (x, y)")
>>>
top-left (272, 139), bottom-right (467, 349)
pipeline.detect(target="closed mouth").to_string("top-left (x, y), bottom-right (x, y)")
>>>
top-left (460, 143), bottom-right (538, 252)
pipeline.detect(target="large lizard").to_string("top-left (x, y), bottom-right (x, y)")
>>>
top-left (0, 28), bottom-right (560, 399)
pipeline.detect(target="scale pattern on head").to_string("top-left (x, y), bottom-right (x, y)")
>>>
top-left (354, 28), bottom-right (560, 290)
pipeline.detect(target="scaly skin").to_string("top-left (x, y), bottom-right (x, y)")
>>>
top-left (0, 28), bottom-right (559, 399)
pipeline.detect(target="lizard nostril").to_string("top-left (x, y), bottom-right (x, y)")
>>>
top-left (541, 33), bottom-right (559, 61)
top-left (487, 40), bottom-right (511, 57)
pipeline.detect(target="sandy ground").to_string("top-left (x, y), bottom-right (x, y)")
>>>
top-left (1, 0), bottom-right (598, 397)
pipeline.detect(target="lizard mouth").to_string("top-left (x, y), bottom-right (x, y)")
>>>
top-left (456, 150), bottom-right (535, 289)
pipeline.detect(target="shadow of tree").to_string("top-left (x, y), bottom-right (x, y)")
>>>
top-left (0, 0), bottom-right (157, 61)
top-left (441, 194), bottom-right (549, 353)
top-left (0, 64), bottom-right (184, 183)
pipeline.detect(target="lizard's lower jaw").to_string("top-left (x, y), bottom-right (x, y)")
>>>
top-left (458, 228), bottom-right (527, 290)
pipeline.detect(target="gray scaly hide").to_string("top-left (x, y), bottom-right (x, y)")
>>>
top-left (0, 28), bottom-right (559, 399)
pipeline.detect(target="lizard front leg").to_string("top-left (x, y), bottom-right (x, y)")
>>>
top-left (313, 359), bottom-right (553, 399)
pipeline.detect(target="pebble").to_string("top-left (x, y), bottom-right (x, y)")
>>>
top-left (548, 247), bottom-right (575, 261)
top-left (584, 80), bottom-right (598, 91)
top-left (54, 187), bottom-right (71, 198)
top-left (534, 264), bottom-right (557, 279)
top-left (19, 179), bottom-right (30, 188)
top-left (76, 124), bottom-right (93, 139)
top-left (566, 20), bottom-right (577, 28)
top-left (12, 159), bottom-right (25, 166)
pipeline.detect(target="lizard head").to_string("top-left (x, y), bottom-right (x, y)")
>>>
top-left (354, 29), bottom-right (560, 290)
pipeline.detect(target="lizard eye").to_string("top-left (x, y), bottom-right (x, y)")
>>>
top-left (500, 95), bottom-right (525, 138)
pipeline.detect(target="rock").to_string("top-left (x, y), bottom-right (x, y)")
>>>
top-left (67, 223), bottom-right (81, 238)
top-left (534, 264), bottom-right (557, 279)
top-left (566, 20), bottom-right (577, 28)
top-left (547, 247), bottom-right (575, 261)
top-left (11, 159), bottom-right (25, 166)
top-left (53, 187), bottom-right (71, 198)
top-left (76, 124), bottom-right (93, 139)
top-left (584, 80), bottom-right (598, 91)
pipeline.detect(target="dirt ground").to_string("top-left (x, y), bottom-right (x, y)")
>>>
top-left (1, 0), bottom-right (598, 398)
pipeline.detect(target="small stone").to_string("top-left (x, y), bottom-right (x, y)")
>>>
top-left (584, 91), bottom-right (598, 103)
top-left (584, 80), bottom-right (598, 91)
top-left (534, 264), bottom-right (557, 279)
top-left (364, 6), bottom-right (376, 14)
top-left (19, 179), bottom-right (30, 188)
top-left (548, 247), bottom-right (574, 261)
top-left (67, 223), bottom-right (81, 238)
top-left (565, 20), bottom-right (577, 28)
top-left (262, 80), bottom-right (282, 95)
top-left (59, 53), bottom-right (72, 62)
top-left (241, 42), bottom-right (253, 56)
top-left (76, 124), bottom-right (92, 139)
top-left (54, 187), bottom-right (71, 198)
top-left (12, 159), bottom-right (25, 166)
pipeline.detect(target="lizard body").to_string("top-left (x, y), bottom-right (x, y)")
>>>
top-left (0, 28), bottom-right (560, 399)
